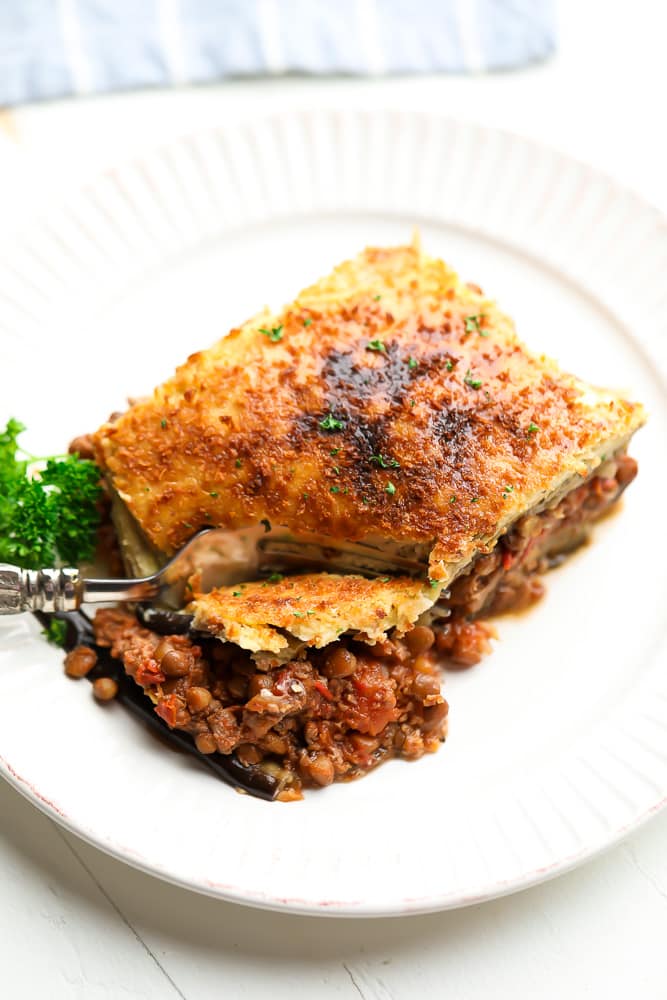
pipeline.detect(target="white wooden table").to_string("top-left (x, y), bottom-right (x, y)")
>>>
top-left (1, 3), bottom-right (666, 996)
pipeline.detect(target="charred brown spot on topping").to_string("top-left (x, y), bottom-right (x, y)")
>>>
top-left (431, 405), bottom-right (479, 458)
top-left (321, 341), bottom-right (459, 414)
top-left (287, 338), bottom-right (473, 504)
top-left (321, 348), bottom-right (376, 404)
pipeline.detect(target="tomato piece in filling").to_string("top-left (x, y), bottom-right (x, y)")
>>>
top-left (347, 660), bottom-right (398, 735)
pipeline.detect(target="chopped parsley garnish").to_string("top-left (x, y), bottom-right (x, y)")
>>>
top-left (502, 485), bottom-right (514, 500)
top-left (235, 458), bottom-right (242, 468)
top-left (428, 579), bottom-right (440, 589)
top-left (160, 419), bottom-right (167, 429)
top-left (0, 418), bottom-right (102, 569)
top-left (259, 325), bottom-right (284, 343)
top-left (42, 618), bottom-right (68, 648)
top-left (471, 497), bottom-right (480, 503)
top-left (464, 314), bottom-right (488, 336)
top-left (385, 482), bottom-right (396, 496)
top-left (449, 495), bottom-right (457, 504)
top-left (302, 492), bottom-right (309, 499)
top-left (366, 339), bottom-right (386, 353)
top-left (410, 399), bottom-right (416, 407)
top-left (332, 466), bottom-right (340, 474)
top-left (209, 491), bottom-right (219, 498)
top-left (408, 356), bottom-right (418, 369)
top-left (380, 577), bottom-right (391, 584)
top-left (374, 294), bottom-right (382, 301)
top-left (267, 572), bottom-right (283, 583)
top-left (362, 496), bottom-right (369, 504)
top-left (319, 413), bottom-right (345, 432)
top-left (445, 360), bottom-right (454, 371)
top-left (260, 518), bottom-right (271, 533)
top-left (232, 591), bottom-right (242, 597)
top-left (370, 453), bottom-right (400, 469)
top-left (306, 610), bottom-right (316, 616)
top-left (527, 422), bottom-right (539, 435)
top-left (303, 318), bottom-right (312, 327)
top-left (330, 486), bottom-right (340, 494)
top-left (293, 611), bottom-right (304, 618)
top-left (329, 448), bottom-right (340, 456)
top-left (464, 369), bottom-right (482, 389)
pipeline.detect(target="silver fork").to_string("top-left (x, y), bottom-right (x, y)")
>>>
top-left (0, 527), bottom-right (428, 616)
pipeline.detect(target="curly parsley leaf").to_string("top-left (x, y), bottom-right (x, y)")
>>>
top-left (41, 457), bottom-right (102, 565)
top-left (0, 418), bottom-right (27, 493)
top-left (0, 419), bottom-right (102, 569)
top-left (0, 477), bottom-right (57, 567)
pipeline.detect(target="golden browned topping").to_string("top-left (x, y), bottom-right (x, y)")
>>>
top-left (93, 241), bottom-right (645, 580)
top-left (188, 572), bottom-right (437, 655)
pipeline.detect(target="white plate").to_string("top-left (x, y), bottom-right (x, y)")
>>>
top-left (1, 111), bottom-right (666, 917)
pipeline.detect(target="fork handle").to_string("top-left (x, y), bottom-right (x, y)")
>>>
top-left (0, 564), bottom-right (82, 614)
top-left (0, 564), bottom-right (161, 615)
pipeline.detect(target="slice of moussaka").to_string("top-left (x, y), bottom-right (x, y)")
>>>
top-left (91, 240), bottom-right (645, 797)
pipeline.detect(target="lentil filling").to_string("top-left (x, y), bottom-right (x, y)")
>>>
top-left (89, 453), bottom-right (636, 800)
top-left (93, 608), bottom-right (449, 801)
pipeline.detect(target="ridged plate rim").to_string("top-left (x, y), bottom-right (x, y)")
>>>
top-left (0, 109), bottom-right (665, 916)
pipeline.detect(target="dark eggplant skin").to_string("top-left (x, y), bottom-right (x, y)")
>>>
top-left (35, 610), bottom-right (279, 801)
top-left (136, 606), bottom-right (194, 635)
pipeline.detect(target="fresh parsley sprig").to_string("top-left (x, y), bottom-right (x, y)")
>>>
top-left (0, 418), bottom-right (102, 569)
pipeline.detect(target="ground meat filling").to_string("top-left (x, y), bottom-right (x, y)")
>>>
top-left (93, 609), bottom-right (449, 800)
top-left (440, 453), bottom-right (637, 625)
top-left (91, 453), bottom-right (636, 798)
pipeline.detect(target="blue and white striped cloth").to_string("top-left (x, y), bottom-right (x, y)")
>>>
top-left (0, 1), bottom-right (556, 107)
